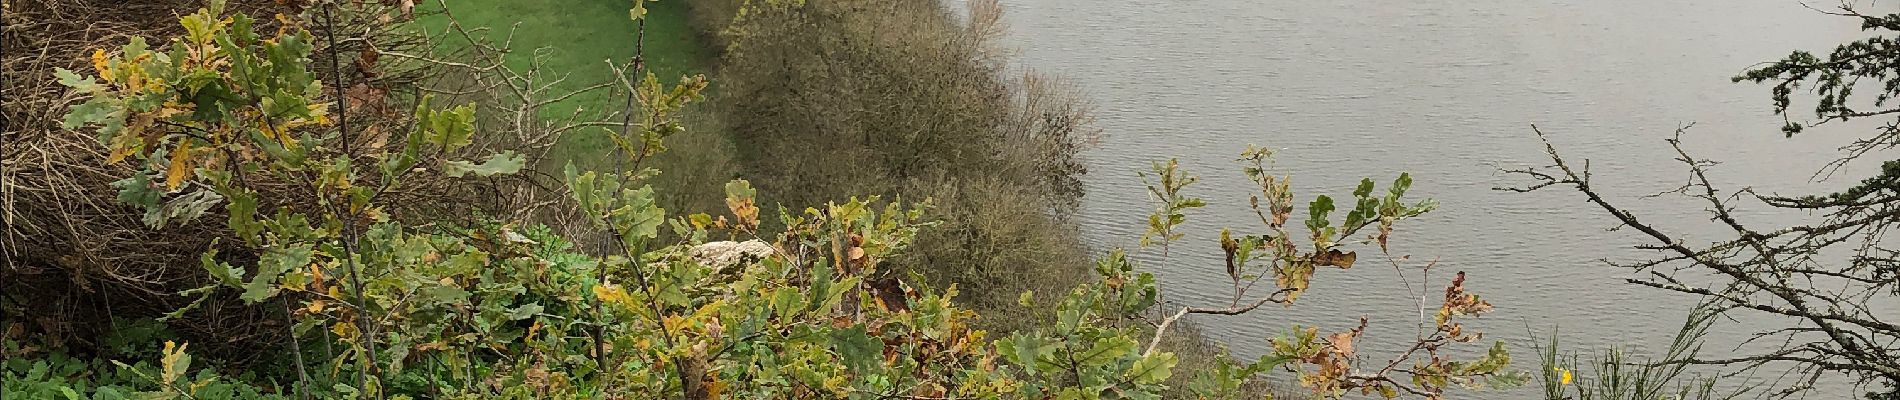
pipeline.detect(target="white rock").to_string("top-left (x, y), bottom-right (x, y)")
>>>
top-left (691, 240), bottom-right (775, 271)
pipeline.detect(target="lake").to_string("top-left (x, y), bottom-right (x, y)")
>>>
top-left (981, 0), bottom-right (1890, 397)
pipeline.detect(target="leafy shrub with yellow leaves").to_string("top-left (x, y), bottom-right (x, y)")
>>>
top-left (18, 1), bottom-right (1526, 399)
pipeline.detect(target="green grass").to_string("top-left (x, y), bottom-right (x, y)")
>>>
top-left (414, 0), bottom-right (711, 169)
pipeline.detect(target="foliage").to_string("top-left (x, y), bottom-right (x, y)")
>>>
top-left (1138, 159), bottom-right (1203, 253)
top-left (0, 0), bottom-right (437, 349)
top-left (1533, 304), bottom-right (1750, 400)
top-left (35, 1), bottom-right (1528, 399)
top-left (3, 339), bottom-right (293, 400)
top-left (1143, 147), bottom-right (1517, 400)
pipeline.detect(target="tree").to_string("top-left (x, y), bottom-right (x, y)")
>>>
top-left (1507, 4), bottom-right (1900, 398)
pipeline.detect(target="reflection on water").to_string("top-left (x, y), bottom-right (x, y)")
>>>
top-left (981, 0), bottom-right (1889, 397)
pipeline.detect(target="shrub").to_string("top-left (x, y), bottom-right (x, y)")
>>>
top-left (702, 0), bottom-right (1099, 326)
top-left (22, 1), bottom-right (1525, 399)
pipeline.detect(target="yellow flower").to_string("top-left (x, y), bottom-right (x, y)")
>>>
top-left (1556, 367), bottom-right (1573, 385)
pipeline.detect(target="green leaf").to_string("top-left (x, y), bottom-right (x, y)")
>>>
top-left (1391, 172), bottom-right (1413, 198)
top-left (54, 68), bottom-right (100, 92)
top-left (1055, 299), bottom-right (1084, 334)
top-left (614, 185), bottom-right (666, 242)
top-left (566, 163), bottom-right (597, 214)
top-left (725, 179), bottom-right (756, 204)
top-left (505, 303), bottom-right (544, 320)
top-left (1250, 353), bottom-right (1297, 374)
top-left (291, 317), bottom-right (322, 337)
top-left (443, 151), bottom-right (525, 177)
top-left (421, 103), bottom-right (476, 151)
top-left (1075, 336), bottom-right (1136, 366)
top-left (241, 246), bottom-right (311, 303)
top-left (1307, 194), bottom-right (1335, 234)
top-left (419, 284), bottom-right (470, 306)
top-left (999, 334), bottom-right (1053, 373)
top-left (113, 173), bottom-right (162, 209)
top-left (1126, 352), bottom-right (1179, 385)
top-left (224, 190), bottom-right (262, 243)
top-left (1119, 272), bottom-right (1158, 314)
top-left (200, 250), bottom-right (241, 287)
top-left (443, 104), bottom-right (477, 150)
top-left (66, 98), bottom-right (121, 133)
top-left (772, 287), bottom-right (802, 317)
top-left (829, 325), bottom-right (882, 372)
top-left (152, 189), bottom-right (223, 229)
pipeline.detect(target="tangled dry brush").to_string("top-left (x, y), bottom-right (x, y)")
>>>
top-left (0, 0), bottom-right (553, 358)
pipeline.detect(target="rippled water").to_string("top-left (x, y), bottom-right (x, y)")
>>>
top-left (980, 0), bottom-right (1890, 397)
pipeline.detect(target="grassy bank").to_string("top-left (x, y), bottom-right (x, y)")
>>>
top-left (414, 0), bottom-right (713, 168)
top-left (415, 0), bottom-right (736, 213)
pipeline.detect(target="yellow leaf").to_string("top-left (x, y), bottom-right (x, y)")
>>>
top-left (124, 60), bottom-right (144, 92)
top-left (106, 146), bottom-right (136, 165)
top-left (706, 378), bottom-right (727, 398)
top-left (594, 284), bottom-right (626, 305)
top-left (256, 119), bottom-right (276, 141)
top-left (157, 104), bottom-right (189, 118)
top-left (92, 49), bottom-right (113, 83)
top-left (306, 103), bottom-right (332, 126)
top-left (306, 299), bottom-right (325, 314)
top-left (331, 321), bottom-right (358, 340)
top-left (663, 315), bottom-right (686, 335)
top-left (159, 341), bottom-right (187, 386)
top-left (692, 299), bottom-right (725, 319)
top-left (104, 127), bottom-right (142, 164)
top-left (364, 207), bottom-right (388, 223)
top-left (165, 141), bottom-right (194, 190)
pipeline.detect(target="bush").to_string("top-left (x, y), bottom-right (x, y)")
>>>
top-left (702, 0), bottom-right (1099, 324)
top-left (0, 0), bottom-right (483, 358)
top-left (15, 1), bottom-right (1526, 399)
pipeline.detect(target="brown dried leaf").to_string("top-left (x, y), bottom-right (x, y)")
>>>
top-left (1314, 249), bottom-right (1356, 269)
top-left (1326, 331), bottom-right (1356, 357)
top-left (344, 83), bottom-right (386, 114)
top-left (357, 47), bottom-right (379, 70)
top-left (362, 125), bottom-right (387, 152)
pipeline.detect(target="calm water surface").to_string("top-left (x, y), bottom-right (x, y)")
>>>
top-left (982, 0), bottom-right (1893, 397)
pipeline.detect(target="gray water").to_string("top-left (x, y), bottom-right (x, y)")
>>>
top-left (983, 0), bottom-right (1892, 397)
